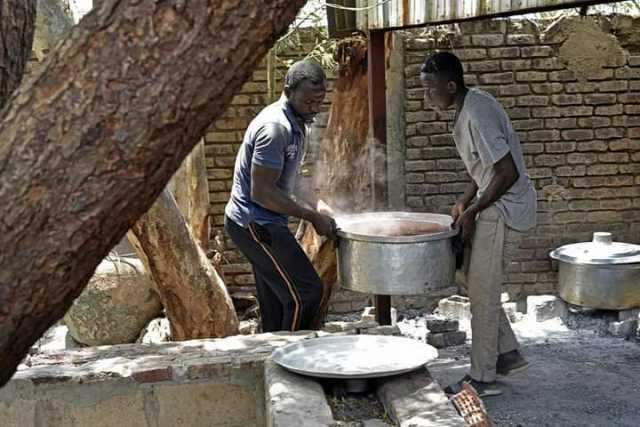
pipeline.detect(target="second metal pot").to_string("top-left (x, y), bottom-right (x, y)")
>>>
top-left (550, 232), bottom-right (640, 310)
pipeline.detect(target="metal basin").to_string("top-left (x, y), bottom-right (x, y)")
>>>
top-left (550, 232), bottom-right (640, 310)
top-left (336, 212), bottom-right (458, 295)
top-left (271, 335), bottom-right (438, 379)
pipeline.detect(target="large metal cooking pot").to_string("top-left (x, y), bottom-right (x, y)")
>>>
top-left (336, 212), bottom-right (458, 295)
top-left (550, 232), bottom-right (640, 310)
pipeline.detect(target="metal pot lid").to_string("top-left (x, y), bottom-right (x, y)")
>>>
top-left (271, 335), bottom-right (438, 379)
top-left (550, 232), bottom-right (640, 265)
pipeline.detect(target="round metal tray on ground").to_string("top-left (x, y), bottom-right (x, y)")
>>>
top-left (271, 335), bottom-right (438, 379)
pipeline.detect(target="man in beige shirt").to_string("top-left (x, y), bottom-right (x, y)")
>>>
top-left (420, 52), bottom-right (537, 397)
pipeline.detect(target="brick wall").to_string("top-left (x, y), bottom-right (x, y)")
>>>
top-left (207, 16), bottom-right (640, 311)
top-left (403, 16), bottom-right (640, 299)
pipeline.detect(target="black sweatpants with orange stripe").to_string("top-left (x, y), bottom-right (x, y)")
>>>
top-left (224, 216), bottom-right (323, 332)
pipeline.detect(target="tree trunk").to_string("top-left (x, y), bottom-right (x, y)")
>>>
top-left (0, 0), bottom-right (306, 387)
top-left (130, 190), bottom-right (239, 340)
top-left (298, 37), bottom-right (371, 328)
top-left (168, 139), bottom-right (211, 252)
top-left (0, 0), bottom-right (36, 109)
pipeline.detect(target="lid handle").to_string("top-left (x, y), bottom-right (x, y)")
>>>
top-left (592, 232), bottom-right (612, 244)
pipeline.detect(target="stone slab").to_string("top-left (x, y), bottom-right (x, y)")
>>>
top-left (377, 368), bottom-right (465, 427)
top-left (264, 359), bottom-right (334, 427)
top-left (527, 295), bottom-right (568, 322)
top-left (427, 331), bottom-right (467, 349)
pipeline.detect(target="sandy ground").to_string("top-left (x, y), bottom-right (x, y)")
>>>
top-left (426, 318), bottom-right (640, 427)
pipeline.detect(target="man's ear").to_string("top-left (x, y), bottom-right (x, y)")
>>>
top-left (283, 86), bottom-right (292, 98)
top-left (447, 81), bottom-right (458, 94)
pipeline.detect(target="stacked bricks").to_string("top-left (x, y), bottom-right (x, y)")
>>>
top-left (403, 16), bottom-right (640, 299)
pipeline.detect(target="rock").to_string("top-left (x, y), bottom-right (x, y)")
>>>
top-left (64, 257), bottom-right (162, 346)
top-left (239, 319), bottom-right (259, 335)
top-left (426, 318), bottom-right (459, 333)
top-left (362, 306), bottom-right (376, 322)
top-left (138, 317), bottom-right (172, 344)
top-left (618, 308), bottom-right (640, 322)
top-left (608, 320), bottom-right (638, 338)
top-left (427, 331), bottom-right (467, 349)
top-left (527, 295), bottom-right (568, 322)
top-left (231, 291), bottom-right (257, 312)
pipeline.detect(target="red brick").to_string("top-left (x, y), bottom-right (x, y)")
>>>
top-left (421, 147), bottom-right (458, 159)
top-left (549, 70), bottom-right (577, 82)
top-left (531, 83), bottom-right (564, 94)
top-left (565, 82), bottom-right (598, 93)
top-left (562, 129), bottom-right (594, 141)
top-left (517, 96), bottom-right (550, 107)
top-left (534, 154), bottom-right (565, 167)
top-left (479, 72), bottom-right (514, 84)
top-left (598, 80), bottom-right (629, 92)
top-left (546, 141), bottom-right (576, 153)
top-left (576, 141), bottom-right (608, 152)
top-left (587, 164), bottom-right (619, 175)
top-left (599, 152), bottom-right (629, 163)
top-left (529, 130), bottom-right (560, 141)
top-left (545, 118), bottom-right (577, 129)
top-left (424, 172), bottom-right (459, 183)
top-left (515, 71), bottom-right (547, 82)
top-left (500, 84), bottom-right (530, 96)
top-left (513, 119), bottom-right (543, 130)
top-left (595, 105), bottom-right (624, 116)
top-left (406, 173), bottom-right (425, 183)
top-left (406, 160), bottom-right (436, 171)
top-left (555, 165), bottom-right (586, 176)
top-left (488, 47), bottom-right (520, 58)
top-left (187, 362), bottom-right (231, 380)
top-left (132, 368), bottom-right (173, 383)
top-left (501, 60), bottom-right (531, 71)
top-left (577, 117), bottom-right (611, 128)
top-left (507, 34), bottom-right (537, 46)
top-left (572, 177), bottom-right (607, 188)
top-left (523, 143), bottom-right (544, 154)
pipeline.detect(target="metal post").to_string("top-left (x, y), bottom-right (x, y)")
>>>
top-left (368, 29), bottom-right (391, 326)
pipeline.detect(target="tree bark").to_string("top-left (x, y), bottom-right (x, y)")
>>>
top-left (0, 0), bottom-right (37, 109)
top-left (130, 190), bottom-right (239, 340)
top-left (0, 0), bottom-right (306, 387)
top-left (168, 139), bottom-right (211, 252)
top-left (298, 37), bottom-right (371, 328)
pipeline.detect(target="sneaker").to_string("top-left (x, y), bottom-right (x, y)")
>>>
top-left (444, 374), bottom-right (503, 398)
top-left (497, 350), bottom-right (530, 376)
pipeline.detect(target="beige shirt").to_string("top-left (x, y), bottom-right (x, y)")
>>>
top-left (453, 88), bottom-right (537, 232)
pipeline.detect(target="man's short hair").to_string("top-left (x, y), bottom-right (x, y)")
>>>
top-left (421, 52), bottom-right (465, 87)
top-left (284, 60), bottom-right (326, 91)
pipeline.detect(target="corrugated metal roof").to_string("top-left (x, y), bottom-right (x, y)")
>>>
top-left (355, 0), bottom-right (622, 29)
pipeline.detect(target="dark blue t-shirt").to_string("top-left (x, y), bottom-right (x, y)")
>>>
top-left (225, 95), bottom-right (306, 227)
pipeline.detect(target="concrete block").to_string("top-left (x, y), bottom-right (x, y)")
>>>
top-left (427, 331), bottom-right (467, 349)
top-left (377, 369), bottom-right (465, 427)
top-left (264, 359), bottom-right (334, 427)
top-left (426, 318), bottom-right (459, 333)
top-left (363, 419), bottom-right (394, 427)
top-left (437, 295), bottom-right (471, 332)
top-left (608, 320), bottom-right (638, 338)
top-left (322, 321), bottom-right (358, 333)
top-left (618, 308), bottom-right (640, 322)
top-left (360, 325), bottom-right (402, 336)
top-left (527, 295), bottom-right (568, 322)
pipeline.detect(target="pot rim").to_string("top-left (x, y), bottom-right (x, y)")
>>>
top-left (336, 211), bottom-right (459, 243)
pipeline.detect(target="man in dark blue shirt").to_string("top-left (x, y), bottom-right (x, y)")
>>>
top-left (225, 60), bottom-right (335, 332)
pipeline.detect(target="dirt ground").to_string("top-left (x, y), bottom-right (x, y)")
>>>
top-left (427, 318), bottom-right (640, 427)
